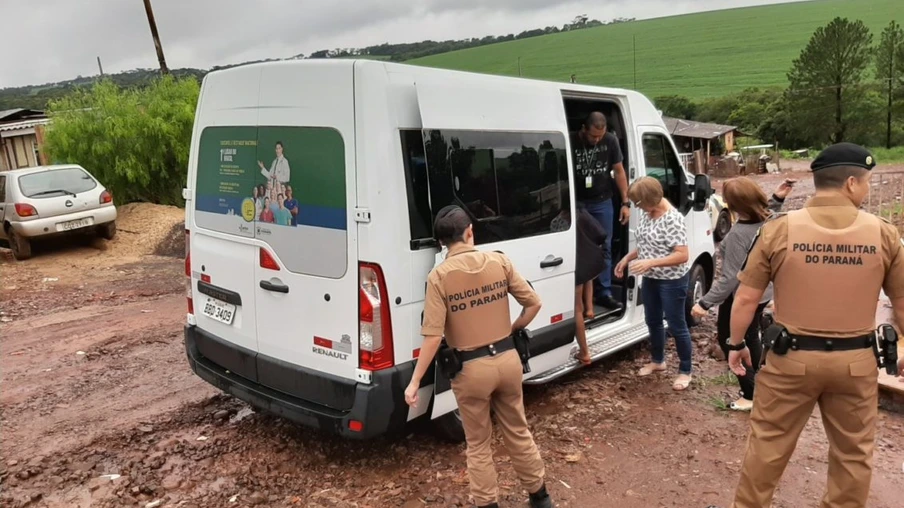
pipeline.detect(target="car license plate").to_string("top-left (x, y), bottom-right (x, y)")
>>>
top-left (57, 218), bottom-right (93, 232)
top-left (202, 297), bottom-right (236, 325)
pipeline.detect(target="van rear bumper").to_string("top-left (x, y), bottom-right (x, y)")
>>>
top-left (184, 325), bottom-right (413, 439)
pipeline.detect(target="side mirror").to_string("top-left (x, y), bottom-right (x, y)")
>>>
top-left (692, 174), bottom-right (713, 212)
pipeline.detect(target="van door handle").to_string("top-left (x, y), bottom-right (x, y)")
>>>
top-left (540, 257), bottom-right (564, 268)
top-left (260, 280), bottom-right (289, 293)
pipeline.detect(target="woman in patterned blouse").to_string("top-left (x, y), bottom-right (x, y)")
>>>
top-left (614, 177), bottom-right (693, 390)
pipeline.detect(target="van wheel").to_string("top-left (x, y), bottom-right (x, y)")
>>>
top-left (685, 264), bottom-right (707, 327)
top-left (432, 410), bottom-right (466, 443)
top-left (9, 229), bottom-right (32, 260)
top-left (714, 210), bottom-right (732, 242)
top-left (98, 222), bottom-right (117, 241)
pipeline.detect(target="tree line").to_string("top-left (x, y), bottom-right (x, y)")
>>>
top-left (655, 18), bottom-right (904, 149)
top-left (304, 15), bottom-right (634, 61)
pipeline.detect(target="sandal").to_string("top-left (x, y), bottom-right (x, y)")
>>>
top-left (638, 362), bottom-right (666, 376)
top-left (574, 351), bottom-right (592, 366)
top-left (584, 310), bottom-right (595, 320)
top-left (730, 397), bottom-right (753, 411)
top-left (672, 374), bottom-right (693, 391)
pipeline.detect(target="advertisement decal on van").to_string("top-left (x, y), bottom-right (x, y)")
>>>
top-left (194, 126), bottom-right (348, 278)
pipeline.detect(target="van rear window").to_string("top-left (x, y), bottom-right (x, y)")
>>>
top-left (194, 126), bottom-right (348, 278)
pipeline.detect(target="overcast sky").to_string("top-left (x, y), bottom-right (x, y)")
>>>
top-left (4, 0), bottom-right (799, 89)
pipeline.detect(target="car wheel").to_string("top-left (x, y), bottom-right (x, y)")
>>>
top-left (685, 264), bottom-right (708, 327)
top-left (432, 409), bottom-right (466, 443)
top-left (714, 210), bottom-right (732, 242)
top-left (8, 229), bottom-right (32, 261)
top-left (98, 221), bottom-right (117, 241)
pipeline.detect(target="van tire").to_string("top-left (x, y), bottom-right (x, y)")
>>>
top-left (9, 229), bottom-right (31, 261)
top-left (98, 222), bottom-right (117, 241)
top-left (714, 210), bottom-right (732, 242)
top-left (432, 410), bottom-right (466, 443)
top-left (685, 264), bottom-right (707, 327)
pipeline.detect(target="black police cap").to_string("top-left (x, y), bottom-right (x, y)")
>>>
top-left (810, 143), bottom-right (876, 172)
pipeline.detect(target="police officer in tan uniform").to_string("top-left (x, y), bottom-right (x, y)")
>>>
top-left (723, 143), bottom-right (904, 508)
top-left (404, 205), bottom-right (553, 508)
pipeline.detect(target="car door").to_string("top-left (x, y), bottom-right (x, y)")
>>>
top-left (0, 175), bottom-right (7, 239)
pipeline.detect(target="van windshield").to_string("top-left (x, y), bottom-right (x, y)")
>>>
top-left (18, 168), bottom-right (97, 198)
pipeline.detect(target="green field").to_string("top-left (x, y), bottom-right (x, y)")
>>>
top-left (410, 0), bottom-right (899, 99)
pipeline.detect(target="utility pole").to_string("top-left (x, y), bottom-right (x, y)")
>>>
top-left (633, 34), bottom-right (637, 89)
top-left (97, 56), bottom-right (104, 76)
top-left (142, 0), bottom-right (169, 75)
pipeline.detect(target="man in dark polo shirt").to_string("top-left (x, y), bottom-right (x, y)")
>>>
top-left (572, 112), bottom-right (630, 309)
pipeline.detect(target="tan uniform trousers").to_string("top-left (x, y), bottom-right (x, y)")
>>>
top-left (451, 349), bottom-right (545, 506)
top-left (732, 348), bottom-right (878, 508)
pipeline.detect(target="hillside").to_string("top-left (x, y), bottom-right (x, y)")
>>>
top-left (409, 0), bottom-right (898, 99)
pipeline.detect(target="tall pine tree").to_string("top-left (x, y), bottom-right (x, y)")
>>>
top-left (787, 17), bottom-right (873, 144)
top-left (876, 20), bottom-right (904, 149)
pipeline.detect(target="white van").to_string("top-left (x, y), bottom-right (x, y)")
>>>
top-left (183, 59), bottom-right (716, 441)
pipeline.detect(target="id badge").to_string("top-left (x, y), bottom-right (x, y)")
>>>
top-left (585, 176), bottom-right (593, 189)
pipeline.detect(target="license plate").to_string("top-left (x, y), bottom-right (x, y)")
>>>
top-left (202, 297), bottom-right (236, 325)
top-left (57, 218), bottom-right (93, 232)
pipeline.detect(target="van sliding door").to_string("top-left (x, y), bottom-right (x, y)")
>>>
top-left (415, 80), bottom-right (577, 413)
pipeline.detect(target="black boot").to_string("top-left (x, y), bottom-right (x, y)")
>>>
top-left (529, 484), bottom-right (553, 508)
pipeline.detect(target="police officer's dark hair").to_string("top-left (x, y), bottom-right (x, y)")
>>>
top-left (813, 165), bottom-right (870, 190)
top-left (275, 141), bottom-right (284, 148)
top-left (434, 205), bottom-right (472, 246)
top-left (583, 111), bottom-right (607, 130)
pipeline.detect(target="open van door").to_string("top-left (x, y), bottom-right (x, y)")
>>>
top-left (414, 80), bottom-right (579, 417)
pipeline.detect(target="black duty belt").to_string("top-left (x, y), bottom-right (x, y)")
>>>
top-left (458, 336), bottom-right (516, 362)
top-left (789, 333), bottom-right (875, 352)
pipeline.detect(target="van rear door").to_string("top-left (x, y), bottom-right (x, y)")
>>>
top-left (252, 63), bottom-right (361, 401)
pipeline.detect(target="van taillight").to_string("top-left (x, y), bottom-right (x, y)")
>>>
top-left (359, 262), bottom-right (394, 371)
top-left (185, 230), bottom-right (193, 316)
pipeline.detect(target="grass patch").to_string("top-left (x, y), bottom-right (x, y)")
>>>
top-left (705, 395), bottom-right (731, 412)
top-left (705, 372), bottom-right (738, 387)
top-left (410, 0), bottom-right (899, 99)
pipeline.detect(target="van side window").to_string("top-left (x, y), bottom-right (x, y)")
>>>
top-left (418, 130), bottom-right (570, 247)
top-left (641, 133), bottom-right (688, 214)
top-left (400, 130), bottom-right (432, 242)
top-left (0, 176), bottom-right (6, 203)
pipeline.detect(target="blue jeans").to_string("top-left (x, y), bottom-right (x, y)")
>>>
top-left (581, 199), bottom-right (613, 296)
top-left (642, 274), bottom-right (693, 374)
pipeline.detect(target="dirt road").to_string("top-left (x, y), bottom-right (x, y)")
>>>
top-left (2, 195), bottom-right (903, 508)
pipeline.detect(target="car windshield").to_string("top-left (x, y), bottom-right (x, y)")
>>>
top-left (18, 168), bottom-right (97, 198)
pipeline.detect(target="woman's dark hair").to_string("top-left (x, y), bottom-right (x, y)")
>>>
top-left (433, 205), bottom-right (472, 245)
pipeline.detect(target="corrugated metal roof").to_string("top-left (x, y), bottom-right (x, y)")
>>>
top-left (0, 108), bottom-right (44, 122)
top-left (663, 116), bottom-right (737, 140)
top-left (0, 118), bottom-right (50, 132)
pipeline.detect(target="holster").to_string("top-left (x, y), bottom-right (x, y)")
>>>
top-left (765, 322), bottom-right (791, 356)
top-left (436, 341), bottom-right (463, 380)
top-left (513, 328), bottom-right (533, 374)
top-left (878, 324), bottom-right (899, 376)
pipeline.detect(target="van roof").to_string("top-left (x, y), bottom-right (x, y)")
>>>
top-left (207, 58), bottom-right (647, 101)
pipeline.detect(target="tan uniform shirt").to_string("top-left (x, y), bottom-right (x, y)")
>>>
top-left (421, 244), bottom-right (541, 351)
top-left (739, 195), bottom-right (904, 337)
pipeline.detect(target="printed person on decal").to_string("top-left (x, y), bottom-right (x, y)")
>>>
top-left (716, 143), bottom-right (904, 508)
top-left (258, 141), bottom-right (291, 185)
top-left (403, 206), bottom-right (553, 508)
